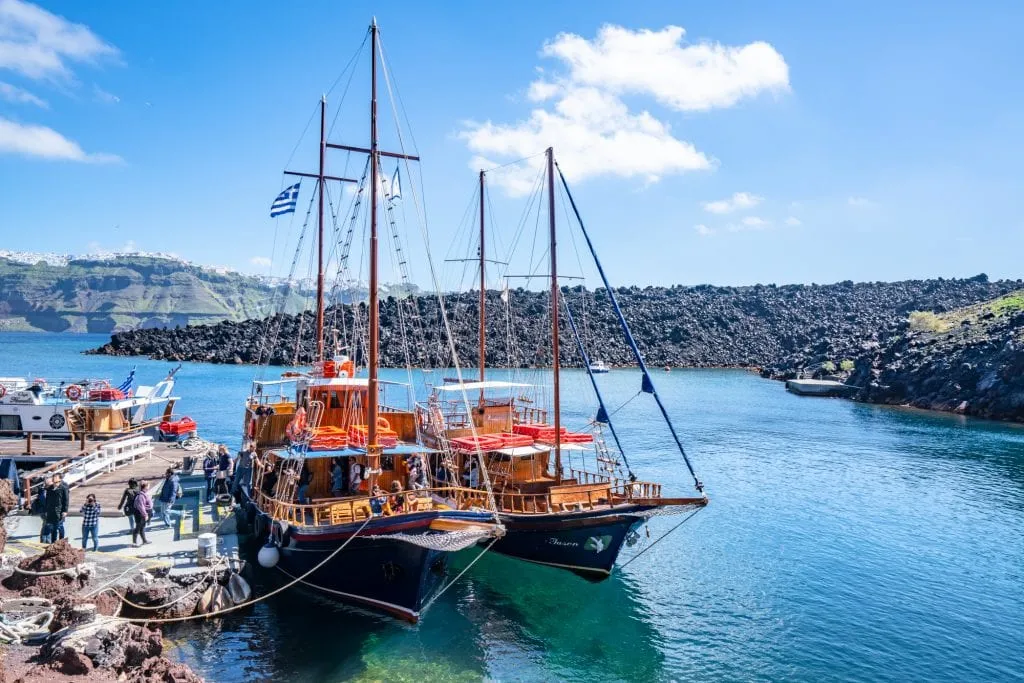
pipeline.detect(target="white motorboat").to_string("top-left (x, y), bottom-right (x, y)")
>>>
top-left (0, 367), bottom-right (180, 436)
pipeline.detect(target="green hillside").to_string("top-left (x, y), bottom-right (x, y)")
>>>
top-left (0, 255), bottom-right (309, 333)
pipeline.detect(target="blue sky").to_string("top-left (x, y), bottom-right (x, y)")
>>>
top-left (1, 0), bottom-right (1022, 287)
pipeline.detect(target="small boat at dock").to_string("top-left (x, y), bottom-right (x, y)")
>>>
top-left (0, 367), bottom-right (179, 438)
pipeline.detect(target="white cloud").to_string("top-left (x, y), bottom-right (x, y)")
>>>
top-left (92, 84), bottom-right (119, 104)
top-left (702, 191), bottom-right (763, 214)
top-left (250, 256), bottom-right (272, 268)
top-left (785, 216), bottom-right (802, 226)
top-left (540, 25), bottom-right (790, 112)
top-left (0, 0), bottom-right (118, 81)
top-left (694, 224), bottom-right (714, 237)
top-left (462, 86), bottom-right (712, 196)
top-left (848, 196), bottom-right (876, 208)
top-left (0, 80), bottom-right (46, 107)
top-left (460, 24), bottom-right (789, 196)
top-left (0, 117), bottom-right (121, 162)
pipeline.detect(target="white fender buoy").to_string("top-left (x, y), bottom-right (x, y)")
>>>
top-left (257, 542), bottom-right (280, 568)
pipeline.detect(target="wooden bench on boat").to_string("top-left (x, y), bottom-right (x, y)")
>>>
top-left (548, 482), bottom-right (611, 511)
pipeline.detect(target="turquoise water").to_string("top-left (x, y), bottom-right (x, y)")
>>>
top-left (2, 332), bottom-right (1023, 681)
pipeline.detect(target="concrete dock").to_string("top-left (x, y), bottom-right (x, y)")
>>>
top-left (785, 378), bottom-right (854, 397)
top-left (2, 434), bottom-right (240, 577)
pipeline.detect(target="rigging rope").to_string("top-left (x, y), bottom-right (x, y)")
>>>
top-left (556, 163), bottom-right (705, 493)
top-left (618, 507), bottom-right (704, 571)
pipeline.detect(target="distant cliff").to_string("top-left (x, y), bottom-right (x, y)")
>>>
top-left (0, 255), bottom-right (309, 333)
top-left (90, 276), bottom-right (1021, 371)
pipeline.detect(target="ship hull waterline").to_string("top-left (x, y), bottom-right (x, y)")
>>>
top-left (247, 503), bottom-right (493, 622)
top-left (489, 507), bottom-right (653, 580)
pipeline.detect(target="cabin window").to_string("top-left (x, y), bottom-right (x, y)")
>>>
top-left (382, 454), bottom-right (395, 471)
top-left (330, 391), bottom-right (342, 409)
top-left (1, 415), bottom-right (23, 431)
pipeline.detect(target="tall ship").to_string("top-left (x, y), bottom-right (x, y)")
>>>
top-left (241, 20), bottom-right (502, 622)
top-left (0, 368), bottom-right (179, 438)
top-left (416, 150), bottom-right (709, 578)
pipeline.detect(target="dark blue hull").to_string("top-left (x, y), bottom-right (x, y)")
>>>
top-left (247, 504), bottom-right (492, 622)
top-left (492, 507), bottom-right (650, 579)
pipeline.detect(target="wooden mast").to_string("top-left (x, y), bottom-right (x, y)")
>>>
top-left (478, 169), bottom-right (486, 401)
top-left (547, 147), bottom-right (561, 484)
top-left (367, 18), bottom-right (381, 486)
top-left (316, 95), bottom-right (326, 362)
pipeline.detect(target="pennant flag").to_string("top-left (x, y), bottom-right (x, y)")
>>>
top-left (118, 366), bottom-right (136, 395)
top-left (389, 167), bottom-right (401, 201)
top-left (270, 182), bottom-right (301, 217)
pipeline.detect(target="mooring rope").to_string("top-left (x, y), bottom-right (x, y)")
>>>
top-left (109, 515), bottom-right (372, 624)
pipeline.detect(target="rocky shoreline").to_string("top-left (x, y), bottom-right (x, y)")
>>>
top-left (88, 276), bottom-right (1024, 422)
top-left (91, 276), bottom-right (1019, 366)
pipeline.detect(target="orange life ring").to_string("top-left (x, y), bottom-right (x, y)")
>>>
top-left (65, 385), bottom-right (83, 401)
top-left (247, 418), bottom-right (257, 439)
top-left (377, 416), bottom-right (390, 430)
top-left (285, 407), bottom-right (308, 442)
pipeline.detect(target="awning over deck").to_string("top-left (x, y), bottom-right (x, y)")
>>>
top-left (492, 445), bottom-right (547, 457)
top-left (436, 380), bottom-right (531, 392)
top-left (272, 443), bottom-right (439, 460)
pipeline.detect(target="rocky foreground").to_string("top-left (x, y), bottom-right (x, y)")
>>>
top-left (0, 479), bottom-right (227, 683)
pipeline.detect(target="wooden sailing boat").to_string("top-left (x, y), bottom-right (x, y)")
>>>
top-left (417, 148), bottom-right (708, 579)
top-left (240, 19), bottom-right (500, 622)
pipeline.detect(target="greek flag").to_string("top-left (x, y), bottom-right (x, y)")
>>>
top-left (118, 367), bottom-right (136, 395)
top-left (270, 182), bottom-right (301, 217)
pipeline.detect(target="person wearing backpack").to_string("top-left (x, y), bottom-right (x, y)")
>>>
top-left (132, 481), bottom-right (153, 546)
top-left (118, 478), bottom-right (139, 533)
top-left (157, 468), bottom-right (182, 527)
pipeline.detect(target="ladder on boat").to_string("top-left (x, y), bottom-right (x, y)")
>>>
top-left (275, 401), bottom-right (323, 504)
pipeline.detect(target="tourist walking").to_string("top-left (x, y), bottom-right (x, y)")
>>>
top-left (132, 481), bottom-right (153, 546)
top-left (80, 493), bottom-right (101, 552)
top-left (202, 450), bottom-right (217, 501)
top-left (40, 476), bottom-right (67, 544)
top-left (118, 478), bottom-right (139, 533)
top-left (158, 468), bottom-right (182, 527)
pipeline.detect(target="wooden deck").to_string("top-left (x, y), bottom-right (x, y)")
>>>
top-left (2, 436), bottom-right (192, 515)
top-left (71, 446), bottom-right (186, 514)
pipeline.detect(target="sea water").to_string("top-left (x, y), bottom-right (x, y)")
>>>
top-left (2, 333), bottom-right (1022, 682)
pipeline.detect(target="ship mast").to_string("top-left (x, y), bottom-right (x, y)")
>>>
top-left (547, 147), bottom-right (561, 484)
top-left (315, 96), bottom-right (326, 362)
top-left (367, 18), bottom-right (381, 486)
top-left (478, 169), bottom-right (486, 402)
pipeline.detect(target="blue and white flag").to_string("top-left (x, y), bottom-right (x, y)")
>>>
top-left (270, 182), bottom-right (301, 217)
top-left (118, 366), bottom-right (136, 395)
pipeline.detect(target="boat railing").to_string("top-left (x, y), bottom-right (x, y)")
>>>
top-left (253, 484), bottom-right (492, 528)
top-left (513, 406), bottom-right (548, 425)
top-left (567, 467), bottom-right (663, 499)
